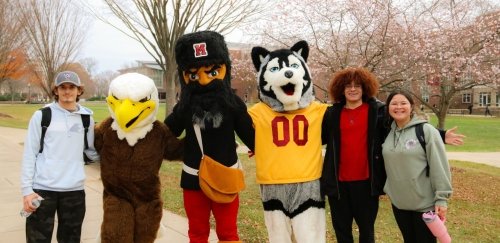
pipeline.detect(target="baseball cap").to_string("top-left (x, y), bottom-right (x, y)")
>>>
top-left (55, 71), bottom-right (81, 87)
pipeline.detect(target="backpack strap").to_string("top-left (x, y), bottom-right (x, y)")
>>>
top-left (39, 107), bottom-right (52, 153)
top-left (81, 114), bottom-right (90, 150)
top-left (39, 107), bottom-right (91, 152)
top-left (415, 123), bottom-right (429, 177)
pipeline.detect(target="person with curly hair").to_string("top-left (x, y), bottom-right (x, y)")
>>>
top-left (321, 67), bottom-right (463, 243)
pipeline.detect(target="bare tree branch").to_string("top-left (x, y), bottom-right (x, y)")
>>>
top-left (0, 0), bottom-right (27, 86)
top-left (15, 0), bottom-right (90, 98)
top-left (83, 0), bottom-right (266, 114)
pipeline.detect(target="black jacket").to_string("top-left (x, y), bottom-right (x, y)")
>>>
top-left (320, 98), bottom-right (388, 198)
top-left (165, 96), bottom-right (254, 190)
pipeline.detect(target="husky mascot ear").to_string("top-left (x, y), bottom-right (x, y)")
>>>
top-left (251, 40), bottom-right (313, 112)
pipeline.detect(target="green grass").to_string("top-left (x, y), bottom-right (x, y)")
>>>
top-left (160, 156), bottom-right (500, 242)
top-left (2, 103), bottom-right (499, 241)
top-left (0, 102), bottom-right (168, 128)
top-left (428, 114), bottom-right (500, 152)
top-left (1, 103), bottom-right (498, 152)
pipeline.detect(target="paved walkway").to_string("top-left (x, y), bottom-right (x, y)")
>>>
top-left (0, 126), bottom-right (217, 243)
top-left (236, 146), bottom-right (500, 168)
top-left (446, 152), bottom-right (500, 168)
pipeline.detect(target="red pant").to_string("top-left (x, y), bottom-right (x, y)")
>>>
top-left (183, 189), bottom-right (240, 243)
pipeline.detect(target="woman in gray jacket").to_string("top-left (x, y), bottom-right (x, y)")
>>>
top-left (382, 90), bottom-right (452, 243)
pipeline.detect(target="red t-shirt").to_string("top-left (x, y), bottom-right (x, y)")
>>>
top-left (339, 103), bottom-right (369, 181)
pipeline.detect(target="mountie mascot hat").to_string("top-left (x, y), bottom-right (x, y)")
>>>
top-left (175, 30), bottom-right (232, 87)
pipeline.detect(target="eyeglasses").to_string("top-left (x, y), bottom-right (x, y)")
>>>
top-left (345, 84), bottom-right (362, 89)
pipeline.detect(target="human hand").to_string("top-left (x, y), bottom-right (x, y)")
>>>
top-left (23, 193), bottom-right (40, 213)
top-left (445, 126), bottom-right (465, 146)
top-left (435, 205), bottom-right (448, 222)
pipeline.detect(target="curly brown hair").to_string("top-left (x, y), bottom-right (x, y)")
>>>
top-left (328, 67), bottom-right (380, 103)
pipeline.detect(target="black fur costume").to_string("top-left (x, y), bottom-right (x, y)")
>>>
top-left (166, 31), bottom-right (254, 189)
top-left (165, 30), bottom-right (254, 243)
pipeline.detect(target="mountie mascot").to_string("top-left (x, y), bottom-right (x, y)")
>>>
top-left (249, 40), bottom-right (328, 243)
top-left (164, 30), bottom-right (254, 243)
top-left (94, 73), bottom-right (184, 243)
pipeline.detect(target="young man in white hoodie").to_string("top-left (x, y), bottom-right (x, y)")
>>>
top-left (21, 71), bottom-right (99, 243)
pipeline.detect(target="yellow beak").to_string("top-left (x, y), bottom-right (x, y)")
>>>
top-left (106, 95), bottom-right (156, 132)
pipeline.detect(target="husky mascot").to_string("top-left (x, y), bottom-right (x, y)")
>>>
top-left (249, 41), bottom-right (328, 243)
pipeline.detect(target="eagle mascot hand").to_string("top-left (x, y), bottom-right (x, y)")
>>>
top-left (94, 73), bottom-right (184, 243)
top-left (248, 41), bottom-right (328, 243)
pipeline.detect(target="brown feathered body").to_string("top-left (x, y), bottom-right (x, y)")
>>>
top-left (95, 117), bottom-right (183, 243)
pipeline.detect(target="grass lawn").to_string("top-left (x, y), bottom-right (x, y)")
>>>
top-left (160, 156), bottom-right (500, 243)
top-left (1, 103), bottom-right (499, 241)
top-left (1, 103), bottom-right (498, 152)
top-left (0, 102), bottom-right (167, 128)
top-left (428, 114), bottom-right (500, 152)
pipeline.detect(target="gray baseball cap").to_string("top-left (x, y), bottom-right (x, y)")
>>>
top-left (55, 71), bottom-right (81, 87)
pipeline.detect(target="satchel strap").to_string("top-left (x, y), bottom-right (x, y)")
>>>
top-left (193, 124), bottom-right (204, 155)
top-left (189, 123), bottom-right (242, 176)
top-left (183, 161), bottom-right (241, 176)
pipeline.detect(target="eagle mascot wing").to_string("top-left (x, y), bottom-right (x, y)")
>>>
top-left (94, 73), bottom-right (183, 243)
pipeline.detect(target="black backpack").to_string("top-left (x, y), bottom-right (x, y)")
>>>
top-left (386, 123), bottom-right (429, 177)
top-left (38, 107), bottom-right (91, 163)
top-left (415, 123), bottom-right (430, 177)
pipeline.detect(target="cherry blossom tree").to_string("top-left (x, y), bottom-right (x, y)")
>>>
top-left (385, 0), bottom-right (499, 128)
top-left (248, 0), bottom-right (499, 128)
top-left (231, 49), bottom-right (259, 103)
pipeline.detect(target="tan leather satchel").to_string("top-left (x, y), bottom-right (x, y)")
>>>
top-left (199, 154), bottom-right (245, 203)
top-left (194, 124), bottom-right (245, 203)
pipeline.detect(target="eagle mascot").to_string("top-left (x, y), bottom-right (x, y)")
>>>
top-left (248, 41), bottom-right (328, 243)
top-left (164, 30), bottom-right (254, 243)
top-left (94, 73), bottom-right (184, 243)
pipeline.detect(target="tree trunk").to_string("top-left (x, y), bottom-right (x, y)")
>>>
top-left (437, 110), bottom-right (447, 129)
top-left (436, 99), bottom-right (452, 129)
top-left (163, 62), bottom-right (178, 116)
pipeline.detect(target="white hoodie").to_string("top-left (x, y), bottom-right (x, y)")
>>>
top-left (21, 102), bottom-right (100, 196)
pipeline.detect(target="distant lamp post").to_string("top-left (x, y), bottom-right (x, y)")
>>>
top-left (27, 83), bottom-right (31, 104)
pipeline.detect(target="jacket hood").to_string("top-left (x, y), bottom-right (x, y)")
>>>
top-left (50, 102), bottom-right (93, 116)
top-left (391, 116), bottom-right (426, 130)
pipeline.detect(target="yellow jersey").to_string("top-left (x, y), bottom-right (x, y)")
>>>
top-left (248, 102), bottom-right (328, 184)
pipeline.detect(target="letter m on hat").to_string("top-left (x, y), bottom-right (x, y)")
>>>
top-left (193, 43), bottom-right (208, 58)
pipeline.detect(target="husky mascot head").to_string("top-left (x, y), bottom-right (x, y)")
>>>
top-left (251, 40), bottom-right (314, 112)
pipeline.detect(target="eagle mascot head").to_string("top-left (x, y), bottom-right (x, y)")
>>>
top-left (106, 73), bottom-right (159, 146)
top-left (251, 40), bottom-right (314, 112)
top-left (174, 30), bottom-right (238, 129)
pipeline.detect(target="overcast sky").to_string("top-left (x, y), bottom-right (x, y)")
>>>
top-left (80, 18), bottom-right (246, 74)
top-left (80, 19), bottom-right (151, 73)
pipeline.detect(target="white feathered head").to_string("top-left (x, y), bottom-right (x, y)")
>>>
top-left (106, 73), bottom-right (159, 146)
